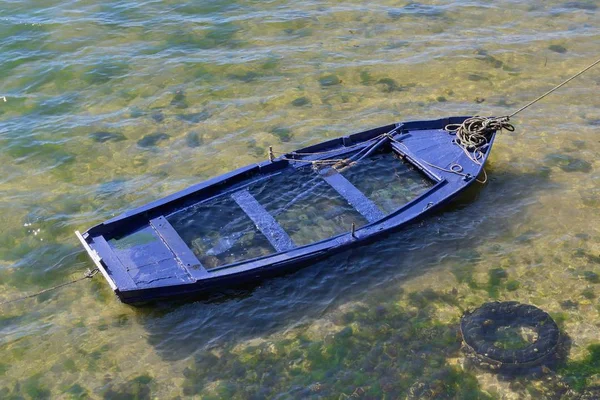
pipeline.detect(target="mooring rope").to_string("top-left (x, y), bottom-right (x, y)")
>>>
top-left (272, 132), bottom-right (391, 169)
top-left (11, 58), bottom-right (598, 305)
top-left (444, 116), bottom-right (514, 166)
top-left (274, 57), bottom-right (600, 181)
top-left (442, 56), bottom-right (600, 170)
top-left (0, 268), bottom-right (99, 306)
top-left (508, 56), bottom-right (600, 118)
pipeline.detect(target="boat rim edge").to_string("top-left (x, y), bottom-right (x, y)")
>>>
top-left (75, 230), bottom-right (118, 291)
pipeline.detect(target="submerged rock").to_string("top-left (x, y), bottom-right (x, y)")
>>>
top-left (388, 3), bottom-right (445, 20)
top-left (291, 96), bottom-right (310, 107)
top-left (562, 1), bottom-right (597, 11)
top-left (334, 326), bottom-right (353, 340)
top-left (475, 50), bottom-right (505, 68)
top-left (185, 132), bottom-right (203, 148)
top-left (560, 300), bottom-right (579, 310)
top-left (84, 62), bottom-right (128, 85)
top-left (151, 110), bottom-right (165, 123)
top-left (177, 110), bottom-right (211, 123)
top-left (544, 153), bottom-right (592, 173)
top-left (137, 132), bottom-right (170, 147)
top-left (319, 74), bottom-right (341, 87)
top-left (583, 271), bottom-right (600, 283)
top-left (102, 374), bottom-right (153, 399)
top-left (377, 78), bottom-right (404, 93)
top-left (89, 131), bottom-right (126, 143)
top-left (229, 71), bottom-right (260, 83)
top-left (170, 90), bottom-right (188, 109)
top-left (130, 108), bottom-right (145, 118)
top-left (587, 119), bottom-right (600, 126)
top-left (548, 44), bottom-right (568, 54)
top-left (468, 74), bottom-right (487, 81)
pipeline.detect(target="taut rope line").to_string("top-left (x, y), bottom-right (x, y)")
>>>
top-left (0, 268), bottom-right (98, 306)
top-left (508, 56), bottom-right (600, 118)
top-left (444, 56), bottom-right (600, 166)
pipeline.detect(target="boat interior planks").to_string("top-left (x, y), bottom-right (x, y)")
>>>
top-left (76, 116), bottom-right (497, 303)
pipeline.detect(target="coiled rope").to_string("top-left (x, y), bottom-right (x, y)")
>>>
top-left (444, 116), bottom-right (514, 166)
top-left (442, 56), bottom-right (600, 169)
top-left (8, 57), bottom-right (600, 307)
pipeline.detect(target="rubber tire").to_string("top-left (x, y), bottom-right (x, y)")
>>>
top-left (460, 301), bottom-right (560, 366)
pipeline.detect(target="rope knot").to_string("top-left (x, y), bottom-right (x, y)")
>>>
top-left (445, 116), bottom-right (514, 152)
top-left (84, 268), bottom-right (99, 279)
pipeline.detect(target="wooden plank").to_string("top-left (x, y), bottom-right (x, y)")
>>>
top-left (76, 231), bottom-right (117, 291)
top-left (231, 189), bottom-right (296, 252)
top-left (149, 216), bottom-right (207, 280)
top-left (91, 236), bottom-right (138, 290)
top-left (319, 168), bottom-right (386, 223)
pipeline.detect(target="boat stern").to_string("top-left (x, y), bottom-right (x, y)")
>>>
top-left (75, 230), bottom-right (118, 292)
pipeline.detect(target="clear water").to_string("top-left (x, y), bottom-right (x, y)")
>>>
top-left (248, 166), bottom-right (368, 246)
top-left (169, 150), bottom-right (431, 267)
top-left (168, 196), bottom-right (275, 268)
top-left (1, 0), bottom-right (600, 398)
top-left (340, 151), bottom-right (434, 214)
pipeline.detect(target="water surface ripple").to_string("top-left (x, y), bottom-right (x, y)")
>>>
top-left (1, 0), bottom-right (599, 398)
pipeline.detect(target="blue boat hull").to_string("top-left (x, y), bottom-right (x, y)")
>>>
top-left (76, 116), bottom-right (497, 304)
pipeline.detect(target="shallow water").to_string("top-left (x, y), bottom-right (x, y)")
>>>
top-left (1, 0), bottom-right (599, 398)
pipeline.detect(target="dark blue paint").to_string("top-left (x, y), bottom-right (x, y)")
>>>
top-left (319, 167), bottom-right (386, 223)
top-left (149, 216), bottom-right (207, 280)
top-left (230, 189), bottom-right (296, 252)
top-left (76, 116), bottom-right (497, 304)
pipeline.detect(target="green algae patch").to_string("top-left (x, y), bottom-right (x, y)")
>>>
top-left (407, 366), bottom-right (494, 400)
top-left (487, 267), bottom-right (509, 298)
top-left (560, 344), bottom-right (600, 391)
top-left (22, 373), bottom-right (51, 399)
top-left (581, 288), bottom-right (595, 299)
top-left (102, 374), bottom-right (154, 400)
top-left (64, 383), bottom-right (88, 399)
top-left (582, 271), bottom-right (600, 284)
top-left (270, 127), bottom-right (293, 142)
top-left (176, 288), bottom-right (500, 399)
top-left (506, 280), bottom-right (520, 291)
top-left (170, 90), bottom-right (188, 109)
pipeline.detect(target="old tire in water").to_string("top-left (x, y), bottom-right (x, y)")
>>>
top-left (460, 301), bottom-right (560, 370)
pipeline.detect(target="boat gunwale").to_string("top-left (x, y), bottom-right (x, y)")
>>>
top-left (77, 116), bottom-right (498, 302)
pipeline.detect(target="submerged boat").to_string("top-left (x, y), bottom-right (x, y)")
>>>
top-left (76, 116), bottom-right (499, 304)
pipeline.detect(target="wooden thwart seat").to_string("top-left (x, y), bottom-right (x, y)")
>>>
top-left (319, 167), bottom-right (386, 223)
top-left (231, 189), bottom-right (296, 252)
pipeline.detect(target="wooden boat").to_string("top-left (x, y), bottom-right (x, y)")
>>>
top-left (76, 116), bottom-right (498, 304)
